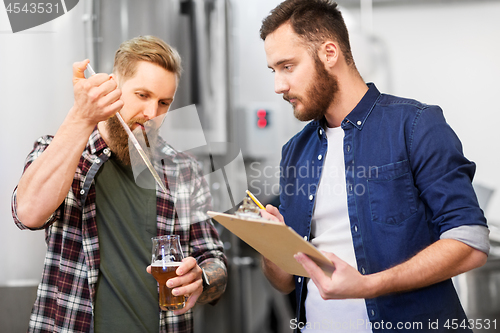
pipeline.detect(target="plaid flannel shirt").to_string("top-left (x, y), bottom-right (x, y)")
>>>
top-left (11, 128), bottom-right (227, 333)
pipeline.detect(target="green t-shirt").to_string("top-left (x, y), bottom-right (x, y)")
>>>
top-left (94, 155), bottom-right (159, 333)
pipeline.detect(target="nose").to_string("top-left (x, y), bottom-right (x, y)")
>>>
top-left (274, 73), bottom-right (289, 95)
top-left (143, 102), bottom-right (159, 120)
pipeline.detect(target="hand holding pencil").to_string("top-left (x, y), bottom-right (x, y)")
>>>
top-left (246, 190), bottom-right (284, 224)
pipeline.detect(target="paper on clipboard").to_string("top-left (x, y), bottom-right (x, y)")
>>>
top-left (208, 211), bottom-right (335, 278)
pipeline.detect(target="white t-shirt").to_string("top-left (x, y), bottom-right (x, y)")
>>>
top-left (303, 126), bottom-right (372, 332)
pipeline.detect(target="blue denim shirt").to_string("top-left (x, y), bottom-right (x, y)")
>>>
top-left (279, 83), bottom-right (487, 331)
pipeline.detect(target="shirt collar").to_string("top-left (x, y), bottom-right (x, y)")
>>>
top-left (88, 126), bottom-right (108, 155)
top-left (342, 82), bottom-right (381, 130)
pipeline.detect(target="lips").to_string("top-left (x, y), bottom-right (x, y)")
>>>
top-left (283, 94), bottom-right (298, 105)
top-left (129, 123), bottom-right (144, 131)
top-left (128, 118), bottom-right (147, 131)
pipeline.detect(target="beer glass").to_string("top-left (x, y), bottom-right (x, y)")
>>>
top-left (151, 235), bottom-right (185, 311)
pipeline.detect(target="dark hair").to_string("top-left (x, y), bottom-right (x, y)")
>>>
top-left (114, 35), bottom-right (182, 81)
top-left (260, 0), bottom-right (354, 66)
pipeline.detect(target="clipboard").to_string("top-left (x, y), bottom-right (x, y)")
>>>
top-left (208, 211), bottom-right (335, 278)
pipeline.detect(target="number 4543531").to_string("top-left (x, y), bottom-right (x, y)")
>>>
top-left (5, 2), bottom-right (60, 14)
top-left (444, 318), bottom-right (496, 330)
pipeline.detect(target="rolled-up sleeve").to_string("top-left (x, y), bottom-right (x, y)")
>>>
top-left (441, 225), bottom-right (490, 255)
top-left (11, 135), bottom-right (61, 231)
top-left (409, 106), bottom-right (488, 236)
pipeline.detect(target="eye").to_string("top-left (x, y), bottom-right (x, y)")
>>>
top-left (136, 92), bottom-right (148, 99)
top-left (160, 101), bottom-right (171, 107)
top-left (284, 65), bottom-right (293, 72)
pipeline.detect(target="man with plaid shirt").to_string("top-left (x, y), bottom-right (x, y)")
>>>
top-left (11, 36), bottom-right (227, 333)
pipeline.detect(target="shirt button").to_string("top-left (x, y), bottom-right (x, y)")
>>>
top-left (103, 148), bottom-right (110, 154)
top-left (304, 236), bottom-right (308, 241)
top-left (346, 145), bottom-right (351, 152)
top-left (95, 159), bottom-right (101, 164)
top-left (370, 309), bottom-right (375, 317)
top-left (298, 277), bottom-right (302, 283)
top-left (319, 129), bottom-right (323, 136)
top-left (354, 225), bottom-right (358, 232)
top-left (80, 189), bottom-right (85, 195)
top-left (318, 155), bottom-right (322, 161)
top-left (357, 121), bottom-right (362, 126)
top-left (361, 267), bottom-right (366, 275)
top-left (309, 195), bottom-right (314, 201)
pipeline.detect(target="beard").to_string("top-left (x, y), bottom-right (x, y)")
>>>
top-left (284, 54), bottom-right (339, 122)
top-left (105, 115), bottom-right (148, 165)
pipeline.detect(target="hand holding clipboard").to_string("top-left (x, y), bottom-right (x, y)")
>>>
top-left (207, 210), bottom-right (335, 278)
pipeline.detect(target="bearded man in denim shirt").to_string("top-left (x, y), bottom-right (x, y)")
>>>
top-left (259, 1), bottom-right (489, 332)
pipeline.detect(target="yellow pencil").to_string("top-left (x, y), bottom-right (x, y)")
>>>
top-left (246, 190), bottom-right (265, 210)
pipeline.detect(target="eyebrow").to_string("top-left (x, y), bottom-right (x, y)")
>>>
top-left (268, 58), bottom-right (294, 70)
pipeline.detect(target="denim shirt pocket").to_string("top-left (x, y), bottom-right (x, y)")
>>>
top-left (367, 160), bottom-right (417, 226)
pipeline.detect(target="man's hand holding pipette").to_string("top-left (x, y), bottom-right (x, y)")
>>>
top-left (71, 59), bottom-right (123, 127)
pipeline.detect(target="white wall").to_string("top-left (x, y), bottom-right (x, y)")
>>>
top-left (364, 2), bottom-right (500, 224)
top-left (0, 1), bottom-right (89, 285)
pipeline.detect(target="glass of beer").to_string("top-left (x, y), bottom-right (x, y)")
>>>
top-left (151, 235), bottom-right (185, 311)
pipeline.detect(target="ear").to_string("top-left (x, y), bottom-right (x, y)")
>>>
top-left (110, 73), bottom-right (122, 88)
top-left (317, 41), bottom-right (339, 69)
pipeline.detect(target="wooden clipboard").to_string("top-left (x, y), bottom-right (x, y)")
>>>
top-left (208, 211), bottom-right (335, 278)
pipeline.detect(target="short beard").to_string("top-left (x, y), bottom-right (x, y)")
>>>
top-left (285, 53), bottom-right (339, 122)
top-left (105, 115), bottom-right (148, 165)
